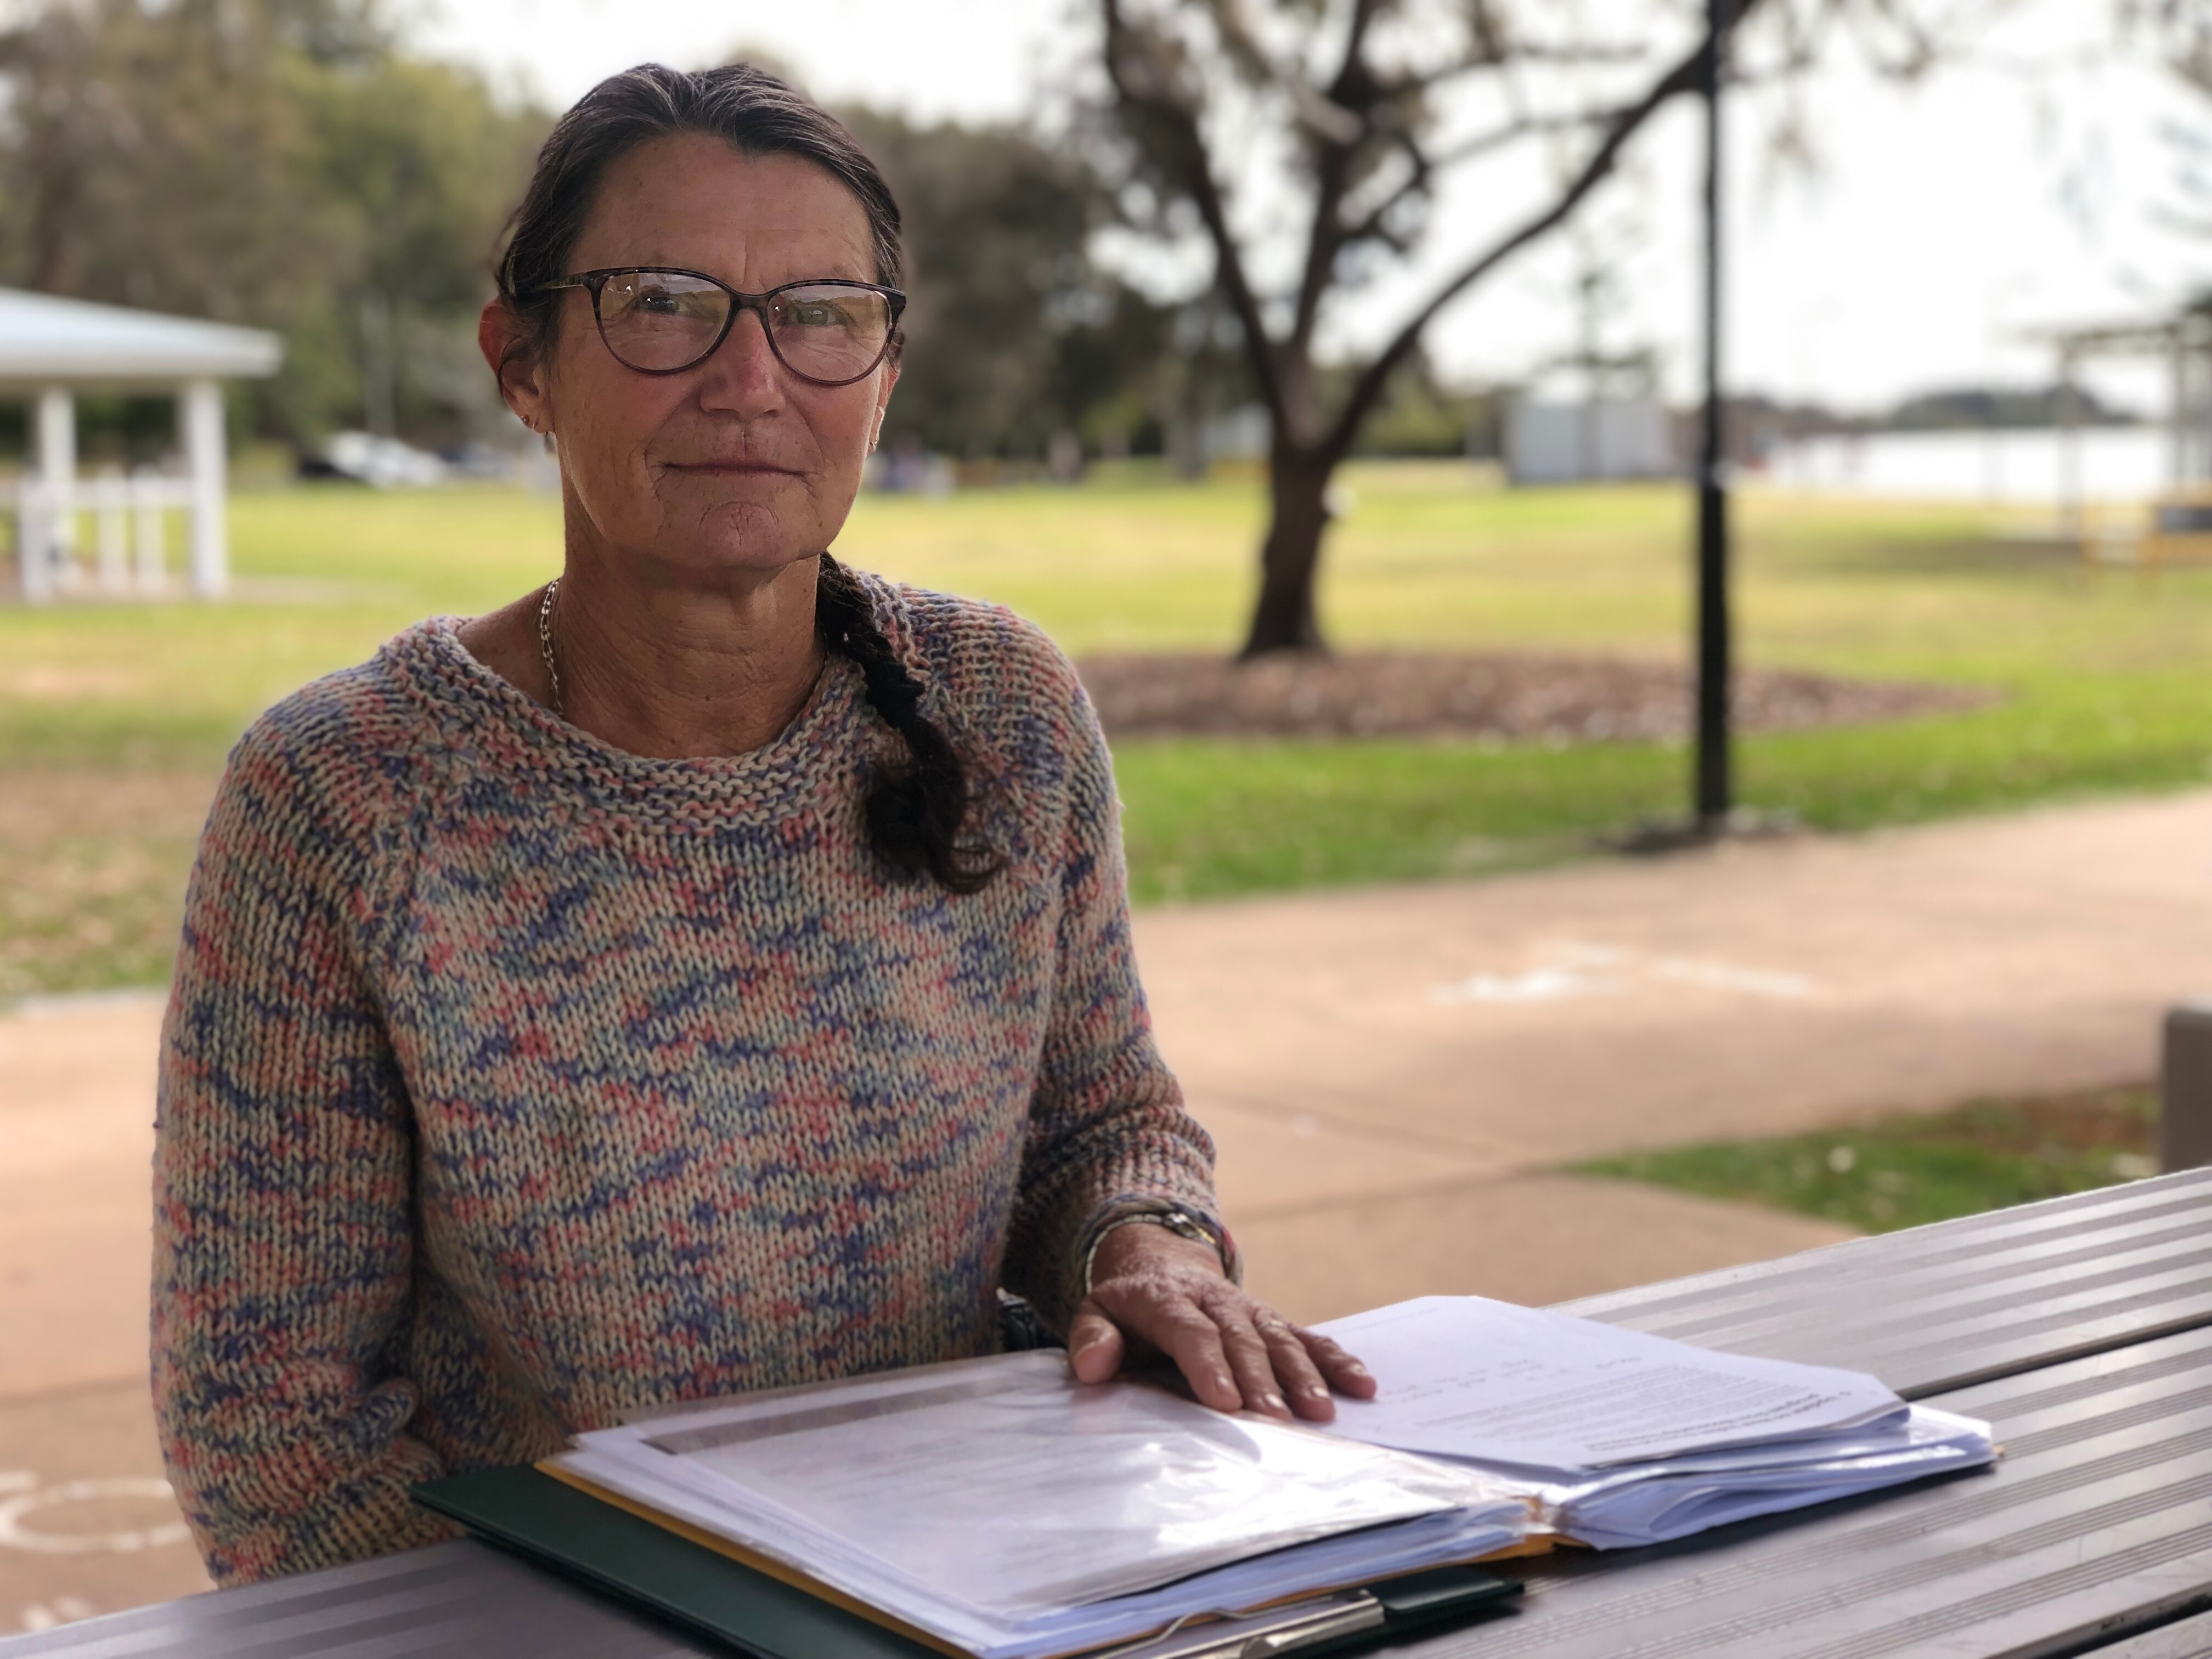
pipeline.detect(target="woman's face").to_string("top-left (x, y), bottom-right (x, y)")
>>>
top-left (501, 133), bottom-right (896, 582)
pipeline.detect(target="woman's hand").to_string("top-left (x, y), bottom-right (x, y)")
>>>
top-left (1066, 1222), bottom-right (1375, 1421)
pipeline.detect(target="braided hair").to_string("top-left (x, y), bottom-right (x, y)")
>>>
top-left (494, 64), bottom-right (1000, 894)
top-left (816, 556), bottom-right (1003, 894)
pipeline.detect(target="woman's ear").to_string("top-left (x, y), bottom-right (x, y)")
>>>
top-left (870, 356), bottom-right (899, 453)
top-left (479, 298), bottom-right (551, 433)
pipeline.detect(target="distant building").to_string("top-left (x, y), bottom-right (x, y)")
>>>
top-left (0, 287), bottom-right (281, 603)
top-left (1196, 403), bottom-right (1272, 466)
top-left (1505, 396), bottom-right (1675, 485)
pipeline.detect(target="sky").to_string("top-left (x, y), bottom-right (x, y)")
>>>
top-left (410, 0), bottom-right (2211, 419)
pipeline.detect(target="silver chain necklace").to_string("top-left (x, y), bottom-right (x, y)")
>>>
top-left (537, 578), bottom-right (563, 716)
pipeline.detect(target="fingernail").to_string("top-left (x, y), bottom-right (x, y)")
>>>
top-left (1346, 1362), bottom-right (1370, 1377)
top-left (1302, 1383), bottom-right (1330, 1399)
top-left (1260, 1391), bottom-right (1285, 1412)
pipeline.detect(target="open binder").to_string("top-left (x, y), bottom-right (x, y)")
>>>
top-left (413, 1464), bottom-right (1522, 1659)
top-left (411, 1295), bottom-right (1990, 1655)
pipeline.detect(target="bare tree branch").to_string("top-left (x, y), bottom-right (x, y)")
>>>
top-left (1334, 99), bottom-right (1637, 254)
top-left (1101, 0), bottom-right (1286, 417)
top-left (1319, 13), bottom-right (1756, 463)
top-left (1392, 39), bottom-right (1655, 95)
top-left (1217, 0), bottom-right (1370, 143)
top-left (1284, 0), bottom-right (1389, 379)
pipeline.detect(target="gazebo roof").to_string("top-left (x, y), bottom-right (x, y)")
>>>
top-left (0, 287), bottom-right (281, 386)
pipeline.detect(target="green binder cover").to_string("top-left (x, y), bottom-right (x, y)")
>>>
top-left (414, 1465), bottom-right (939, 1658)
top-left (414, 1464), bottom-right (1521, 1659)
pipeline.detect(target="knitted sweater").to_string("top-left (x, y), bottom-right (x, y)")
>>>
top-left (151, 575), bottom-right (1221, 1587)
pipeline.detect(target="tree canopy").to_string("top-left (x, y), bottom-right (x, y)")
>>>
top-left (0, 0), bottom-right (549, 447)
top-left (0, 6), bottom-right (1186, 463)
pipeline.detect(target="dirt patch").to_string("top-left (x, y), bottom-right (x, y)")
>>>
top-left (0, 768), bottom-right (220, 998)
top-left (1077, 652), bottom-right (1993, 743)
top-left (1869, 1082), bottom-right (2157, 1158)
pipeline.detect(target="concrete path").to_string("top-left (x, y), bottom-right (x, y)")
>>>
top-left (5, 787), bottom-right (2209, 1631)
top-left (1164, 789), bottom-right (2212, 1317)
top-left (0, 996), bottom-right (211, 1626)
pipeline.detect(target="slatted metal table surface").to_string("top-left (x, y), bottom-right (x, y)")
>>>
top-left (7, 1169), bottom-right (2211, 1659)
top-left (1560, 1167), bottom-right (2212, 1400)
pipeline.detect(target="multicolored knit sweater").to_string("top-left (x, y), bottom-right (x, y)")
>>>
top-left (152, 574), bottom-right (1221, 1587)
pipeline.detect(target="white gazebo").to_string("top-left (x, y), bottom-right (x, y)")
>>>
top-left (0, 287), bottom-right (281, 603)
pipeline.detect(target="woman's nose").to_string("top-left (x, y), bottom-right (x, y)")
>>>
top-left (698, 307), bottom-right (785, 409)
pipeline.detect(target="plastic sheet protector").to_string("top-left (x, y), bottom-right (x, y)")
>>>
top-left (553, 1351), bottom-right (1530, 1659)
top-left (1312, 1297), bottom-right (1994, 1548)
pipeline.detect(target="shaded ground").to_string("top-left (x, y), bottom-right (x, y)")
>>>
top-left (1079, 651), bottom-right (1993, 742)
top-left (1580, 1082), bottom-right (2160, 1233)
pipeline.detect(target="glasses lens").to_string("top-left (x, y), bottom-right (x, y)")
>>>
top-left (767, 284), bottom-right (894, 384)
top-left (595, 270), bottom-right (731, 371)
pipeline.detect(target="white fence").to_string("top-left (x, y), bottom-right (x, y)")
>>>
top-left (7, 469), bottom-right (201, 603)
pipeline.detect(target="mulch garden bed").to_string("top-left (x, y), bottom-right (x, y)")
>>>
top-left (1075, 651), bottom-right (1994, 743)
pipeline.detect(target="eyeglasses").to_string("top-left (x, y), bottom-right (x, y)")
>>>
top-left (539, 268), bottom-right (906, 385)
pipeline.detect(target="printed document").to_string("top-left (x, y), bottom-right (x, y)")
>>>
top-left (1317, 1296), bottom-right (1906, 1469)
top-left (1310, 1297), bottom-right (1993, 1549)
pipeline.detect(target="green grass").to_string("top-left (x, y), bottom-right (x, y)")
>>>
top-left (8, 465), bottom-right (2212, 990)
top-left (1577, 1085), bottom-right (2161, 1233)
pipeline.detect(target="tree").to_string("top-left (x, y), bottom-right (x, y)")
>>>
top-left (1092, 0), bottom-right (1990, 656)
top-left (839, 107), bottom-right (1176, 461)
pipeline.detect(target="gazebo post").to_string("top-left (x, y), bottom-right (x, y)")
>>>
top-left (180, 377), bottom-right (228, 598)
top-left (2057, 346), bottom-right (2082, 549)
top-left (34, 385), bottom-right (76, 599)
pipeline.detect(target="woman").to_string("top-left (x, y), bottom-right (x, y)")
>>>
top-left (152, 62), bottom-right (1370, 1587)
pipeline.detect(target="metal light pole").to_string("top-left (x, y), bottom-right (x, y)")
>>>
top-left (1694, 0), bottom-right (1735, 828)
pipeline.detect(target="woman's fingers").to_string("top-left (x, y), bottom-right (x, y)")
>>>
top-left (1298, 1328), bottom-right (1378, 1400)
top-left (1067, 1246), bottom-right (1376, 1420)
top-left (1211, 1299), bottom-right (1293, 1418)
top-left (1066, 1299), bottom-right (1126, 1384)
top-left (1255, 1316), bottom-right (1337, 1421)
top-left (1154, 1304), bottom-right (1243, 1412)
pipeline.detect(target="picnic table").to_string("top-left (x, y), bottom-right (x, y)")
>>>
top-left (8, 1169), bottom-right (2212, 1658)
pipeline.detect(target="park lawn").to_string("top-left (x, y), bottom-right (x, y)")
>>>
top-left (6, 464), bottom-right (2212, 991)
top-left (1577, 1084), bottom-right (2160, 1233)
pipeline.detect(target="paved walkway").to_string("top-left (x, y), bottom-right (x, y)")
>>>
top-left (1163, 791), bottom-right (2212, 1317)
top-left (5, 788), bottom-right (2209, 1631)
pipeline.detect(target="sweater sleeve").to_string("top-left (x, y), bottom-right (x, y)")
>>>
top-left (153, 713), bottom-right (454, 1585)
top-left (1000, 661), bottom-right (1227, 1329)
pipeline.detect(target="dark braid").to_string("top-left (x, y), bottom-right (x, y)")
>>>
top-left (816, 556), bottom-right (1003, 894)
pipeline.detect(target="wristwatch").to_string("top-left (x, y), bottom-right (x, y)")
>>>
top-left (1081, 1207), bottom-right (1228, 1298)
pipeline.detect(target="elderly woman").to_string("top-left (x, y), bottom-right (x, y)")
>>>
top-left (152, 62), bottom-right (1371, 1586)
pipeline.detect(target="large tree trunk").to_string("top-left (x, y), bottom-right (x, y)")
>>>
top-left (1240, 451), bottom-right (1334, 657)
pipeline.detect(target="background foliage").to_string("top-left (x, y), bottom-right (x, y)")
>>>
top-left (0, 1), bottom-right (1464, 464)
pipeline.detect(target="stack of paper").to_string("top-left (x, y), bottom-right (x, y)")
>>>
top-left (1314, 1297), bottom-right (1996, 1548)
top-left (551, 1350), bottom-right (1531, 1659)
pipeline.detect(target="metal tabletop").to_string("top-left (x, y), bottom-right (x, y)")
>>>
top-left (1560, 1166), bottom-right (2212, 1398)
top-left (9, 1172), bottom-right (2212, 1658)
top-left (0, 1537), bottom-right (716, 1658)
top-left (1402, 1321), bottom-right (2212, 1658)
top-left (2095, 1613), bottom-right (2212, 1659)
